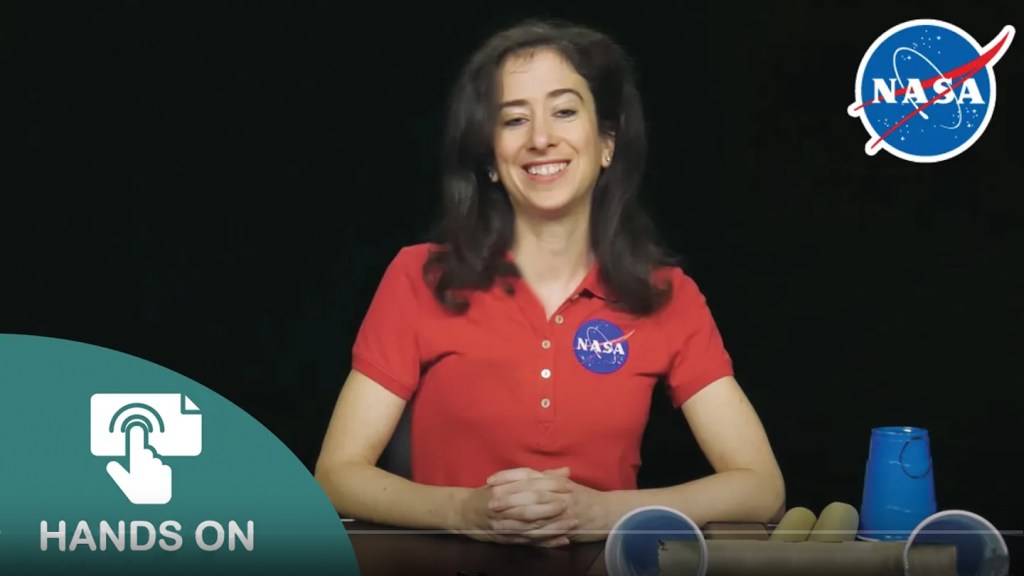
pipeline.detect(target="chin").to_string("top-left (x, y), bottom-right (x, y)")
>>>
top-left (523, 193), bottom-right (587, 218)
top-left (508, 171), bottom-right (592, 217)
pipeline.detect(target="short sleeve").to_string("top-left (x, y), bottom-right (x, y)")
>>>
top-left (350, 247), bottom-right (424, 400)
top-left (663, 269), bottom-right (734, 408)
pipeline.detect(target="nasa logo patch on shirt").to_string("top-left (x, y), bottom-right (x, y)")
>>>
top-left (573, 319), bottom-right (632, 374)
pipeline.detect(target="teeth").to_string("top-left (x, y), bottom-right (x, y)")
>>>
top-left (526, 162), bottom-right (567, 176)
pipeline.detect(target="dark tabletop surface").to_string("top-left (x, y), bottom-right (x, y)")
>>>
top-left (340, 520), bottom-right (778, 576)
top-left (343, 520), bottom-right (606, 576)
top-left (343, 518), bottom-right (1022, 576)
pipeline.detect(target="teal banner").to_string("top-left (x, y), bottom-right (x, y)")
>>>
top-left (0, 334), bottom-right (361, 575)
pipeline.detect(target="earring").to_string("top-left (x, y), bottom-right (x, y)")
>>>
top-left (487, 169), bottom-right (498, 182)
top-left (603, 154), bottom-right (612, 167)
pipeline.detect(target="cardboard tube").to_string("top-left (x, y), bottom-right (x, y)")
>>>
top-left (768, 507), bottom-right (817, 542)
top-left (658, 540), bottom-right (958, 576)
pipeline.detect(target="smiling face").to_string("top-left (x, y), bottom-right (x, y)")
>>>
top-left (492, 48), bottom-right (614, 220)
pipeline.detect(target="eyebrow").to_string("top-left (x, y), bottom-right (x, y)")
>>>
top-left (499, 88), bottom-right (583, 109)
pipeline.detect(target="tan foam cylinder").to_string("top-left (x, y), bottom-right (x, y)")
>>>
top-left (658, 540), bottom-right (958, 576)
top-left (769, 507), bottom-right (817, 542)
top-left (807, 502), bottom-right (860, 542)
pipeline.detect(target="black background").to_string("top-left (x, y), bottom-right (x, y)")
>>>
top-left (2, 0), bottom-right (1021, 536)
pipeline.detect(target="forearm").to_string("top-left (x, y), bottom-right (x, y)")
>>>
top-left (315, 461), bottom-right (471, 531)
top-left (601, 468), bottom-right (785, 530)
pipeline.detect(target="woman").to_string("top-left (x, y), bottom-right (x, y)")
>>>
top-left (314, 19), bottom-right (784, 548)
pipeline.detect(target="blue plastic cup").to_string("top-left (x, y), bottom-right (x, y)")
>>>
top-left (605, 506), bottom-right (707, 576)
top-left (858, 426), bottom-right (937, 541)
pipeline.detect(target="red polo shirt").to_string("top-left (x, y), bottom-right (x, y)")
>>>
top-left (351, 243), bottom-right (733, 492)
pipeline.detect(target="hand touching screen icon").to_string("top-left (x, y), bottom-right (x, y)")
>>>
top-left (105, 424), bottom-right (173, 504)
top-left (90, 393), bottom-right (203, 505)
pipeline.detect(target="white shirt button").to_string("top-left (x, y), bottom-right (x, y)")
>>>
top-left (554, 315), bottom-right (564, 324)
top-left (540, 368), bottom-right (551, 379)
top-left (540, 398), bottom-right (551, 408)
top-left (541, 339), bottom-right (551, 349)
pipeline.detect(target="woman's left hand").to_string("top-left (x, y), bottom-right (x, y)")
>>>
top-left (487, 467), bottom-right (610, 543)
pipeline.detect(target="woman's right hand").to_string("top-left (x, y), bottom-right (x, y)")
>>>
top-left (455, 467), bottom-right (578, 547)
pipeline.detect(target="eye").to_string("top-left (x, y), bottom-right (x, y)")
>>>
top-left (502, 117), bottom-right (527, 127)
top-left (554, 108), bottom-right (577, 118)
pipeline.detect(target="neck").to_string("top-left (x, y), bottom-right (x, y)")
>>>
top-left (510, 205), bottom-right (593, 289)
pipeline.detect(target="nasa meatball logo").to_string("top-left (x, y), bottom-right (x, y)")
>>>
top-left (848, 20), bottom-right (1014, 162)
top-left (573, 319), bottom-right (632, 375)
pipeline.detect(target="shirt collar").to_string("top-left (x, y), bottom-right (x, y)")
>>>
top-left (576, 261), bottom-right (610, 301)
top-left (502, 251), bottom-right (612, 301)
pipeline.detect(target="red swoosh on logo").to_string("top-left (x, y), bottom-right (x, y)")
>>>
top-left (607, 329), bottom-right (635, 346)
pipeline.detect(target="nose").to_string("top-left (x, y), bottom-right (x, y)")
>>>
top-left (528, 116), bottom-right (555, 150)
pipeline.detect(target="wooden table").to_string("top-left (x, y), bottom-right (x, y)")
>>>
top-left (343, 521), bottom-right (771, 576)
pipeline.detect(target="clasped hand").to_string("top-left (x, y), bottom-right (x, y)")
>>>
top-left (458, 466), bottom-right (604, 547)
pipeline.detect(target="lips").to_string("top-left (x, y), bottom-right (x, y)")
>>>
top-left (522, 160), bottom-right (570, 182)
